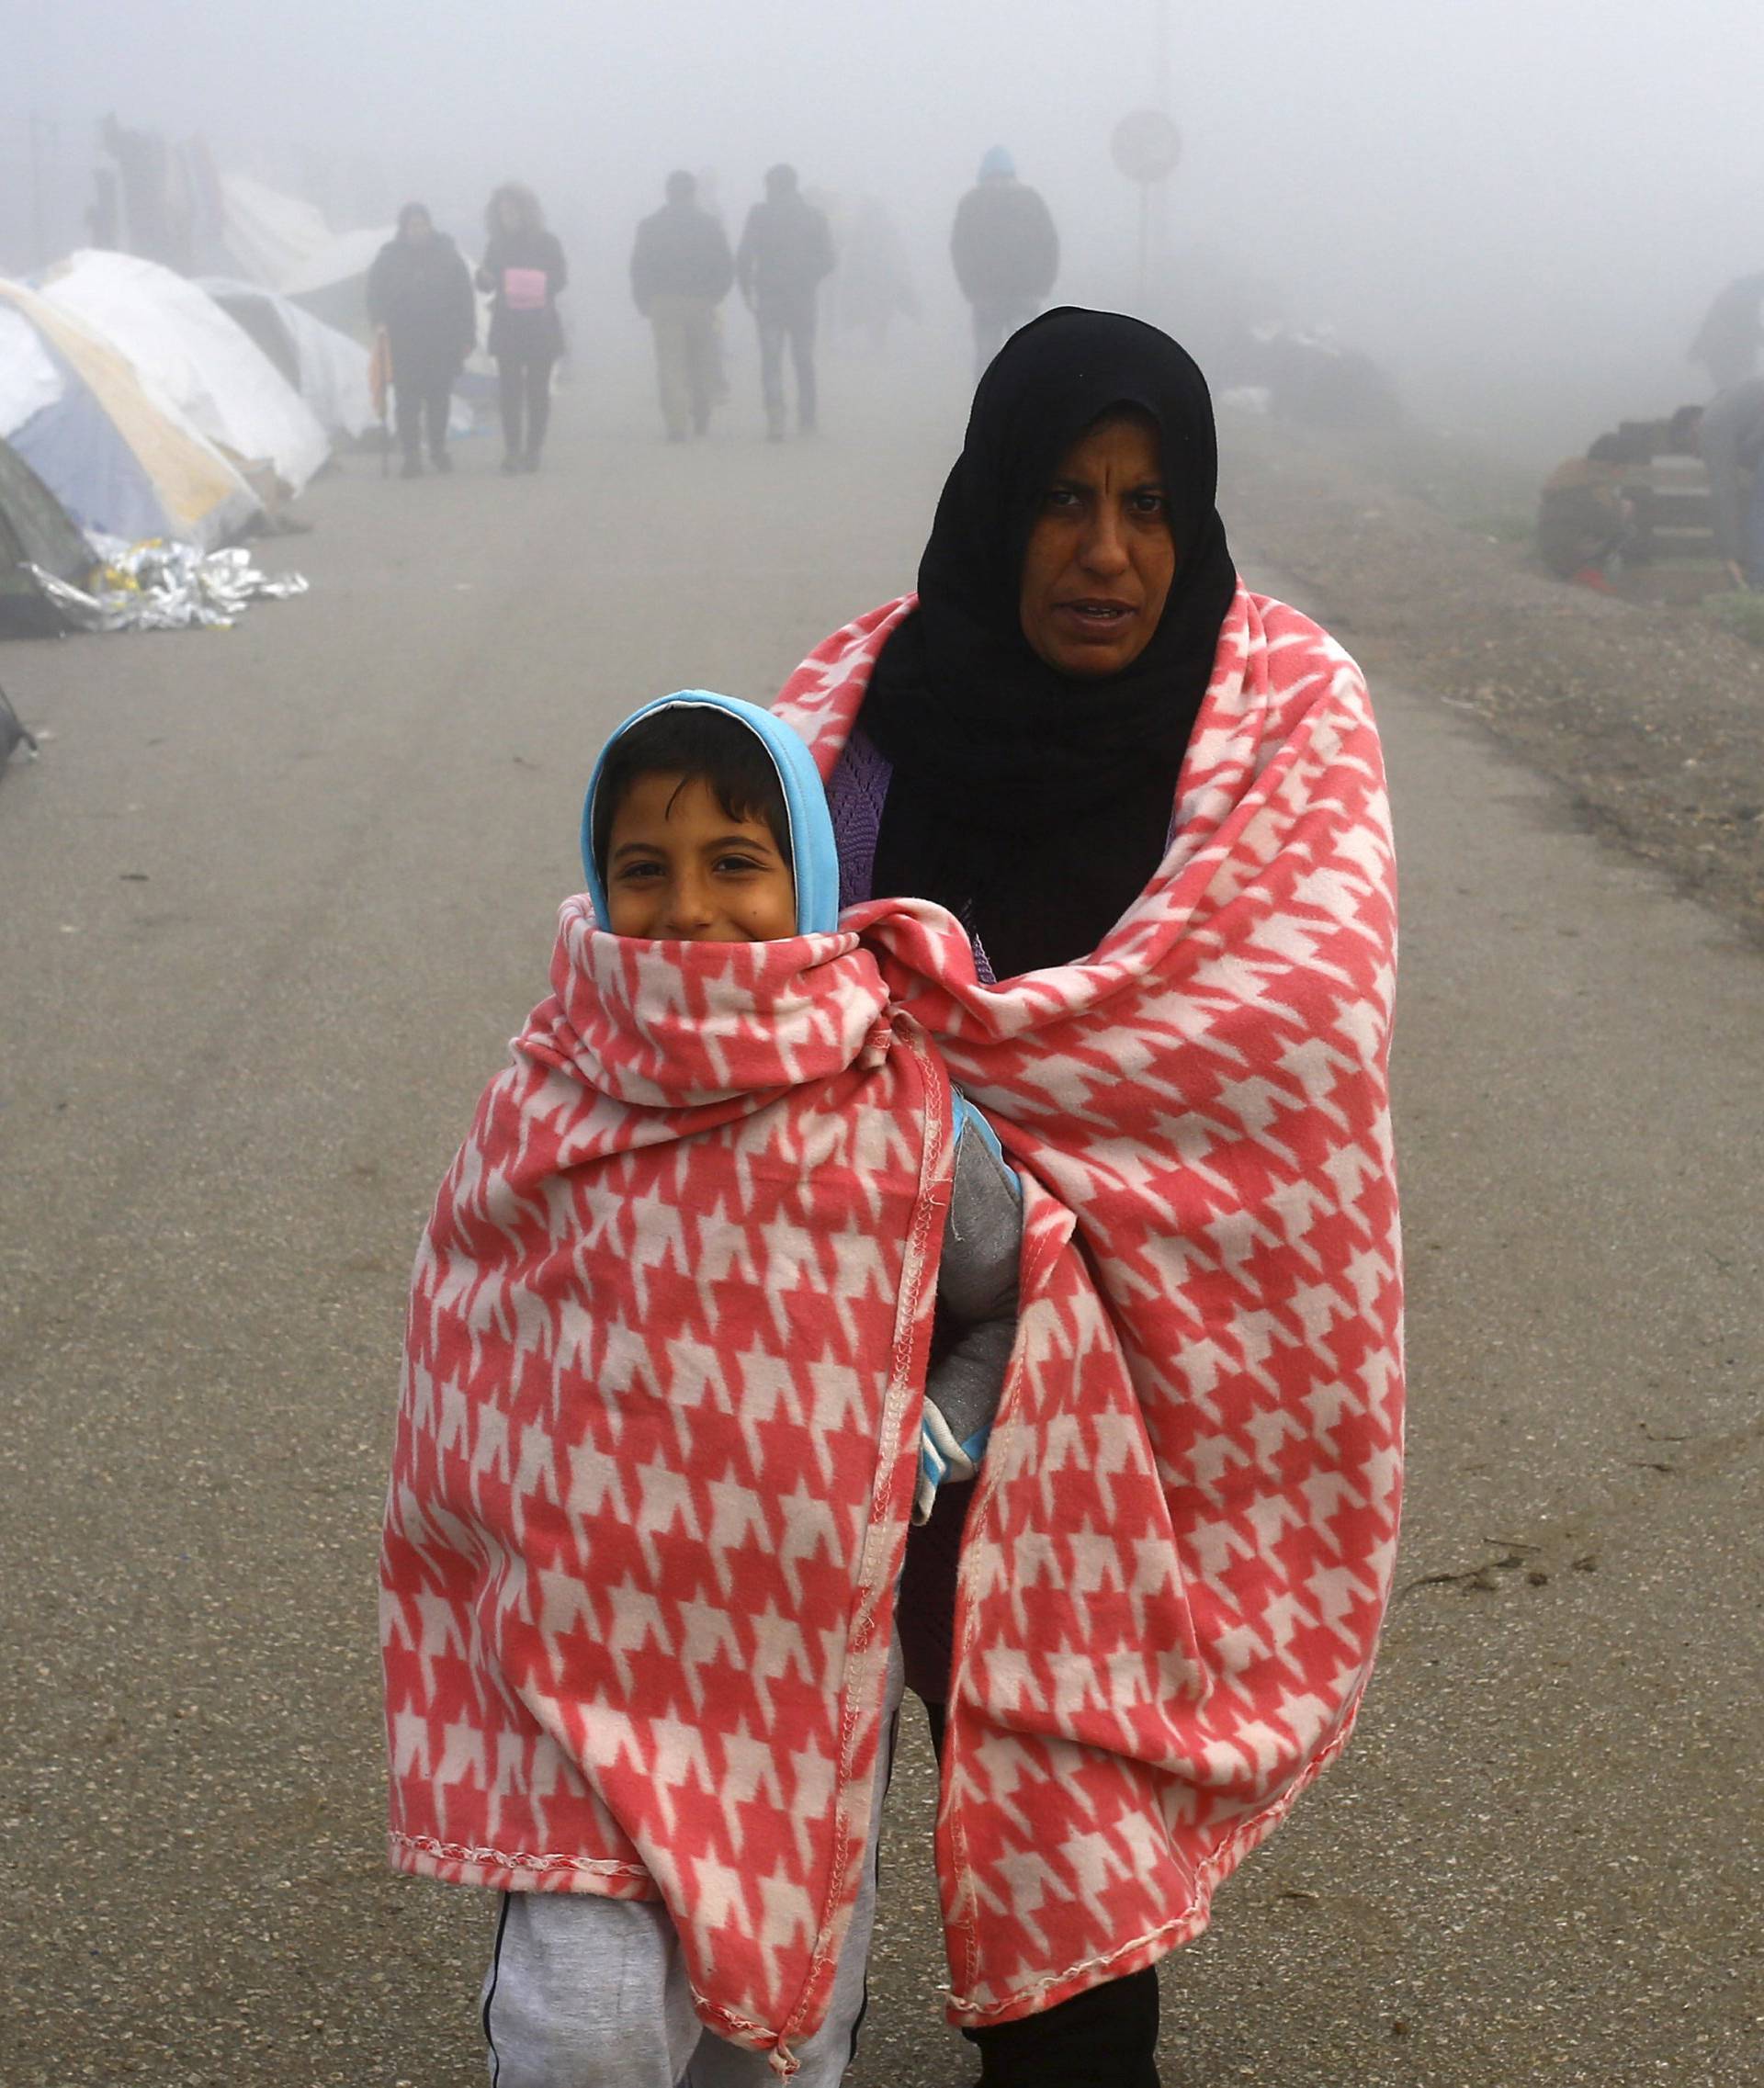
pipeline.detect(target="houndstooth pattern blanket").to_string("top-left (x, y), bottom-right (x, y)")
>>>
top-left (381, 581), bottom-right (1401, 2067)
top-left (775, 585), bottom-right (1403, 2027)
top-left (382, 919), bottom-right (956, 2067)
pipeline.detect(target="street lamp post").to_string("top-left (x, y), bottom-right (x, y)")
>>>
top-left (1111, 108), bottom-right (1182, 310)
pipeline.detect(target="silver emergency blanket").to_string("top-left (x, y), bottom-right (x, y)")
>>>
top-left (27, 536), bottom-right (309, 633)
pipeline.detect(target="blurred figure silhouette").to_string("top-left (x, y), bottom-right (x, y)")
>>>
top-left (1535, 434), bottom-right (1638, 588)
top-left (693, 166), bottom-right (736, 405)
top-left (951, 147), bottom-right (1058, 377)
top-left (368, 204), bottom-right (475, 477)
top-left (735, 165), bottom-right (835, 439)
top-left (1691, 378), bottom-right (1764, 588)
top-left (1690, 275), bottom-right (1764, 394)
top-left (478, 184), bottom-right (568, 473)
top-left (836, 196), bottom-right (919, 354)
top-left (631, 173), bottom-right (736, 442)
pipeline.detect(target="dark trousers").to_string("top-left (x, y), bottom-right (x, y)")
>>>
top-left (922, 1699), bottom-right (1163, 2086)
top-left (756, 290), bottom-right (818, 432)
top-left (970, 296), bottom-right (1040, 378)
top-left (497, 352), bottom-right (556, 460)
top-left (393, 372), bottom-right (452, 460)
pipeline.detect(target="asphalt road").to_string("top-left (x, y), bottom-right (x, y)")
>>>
top-left (2, 355), bottom-right (1758, 2088)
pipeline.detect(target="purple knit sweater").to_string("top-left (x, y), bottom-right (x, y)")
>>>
top-left (828, 729), bottom-right (998, 985)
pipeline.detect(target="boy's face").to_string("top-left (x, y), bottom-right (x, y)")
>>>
top-left (604, 773), bottom-right (797, 942)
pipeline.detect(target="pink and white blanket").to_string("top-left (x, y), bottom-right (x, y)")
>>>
top-left (382, 919), bottom-right (952, 2067)
top-left (381, 582), bottom-right (1402, 2070)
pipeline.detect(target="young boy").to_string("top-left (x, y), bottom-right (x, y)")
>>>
top-left (586, 696), bottom-right (1019, 1529)
top-left (383, 693), bottom-right (1019, 2088)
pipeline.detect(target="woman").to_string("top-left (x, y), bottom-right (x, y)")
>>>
top-left (366, 203), bottom-right (475, 478)
top-left (772, 309), bottom-right (1406, 2085)
top-left (478, 182), bottom-right (568, 473)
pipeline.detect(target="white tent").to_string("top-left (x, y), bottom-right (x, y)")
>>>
top-left (198, 277), bottom-right (375, 438)
top-left (38, 251), bottom-right (330, 494)
top-left (0, 280), bottom-right (260, 551)
top-left (0, 303), bottom-right (64, 433)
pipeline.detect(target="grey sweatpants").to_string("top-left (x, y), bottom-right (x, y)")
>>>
top-left (481, 1637), bottom-right (904, 2085)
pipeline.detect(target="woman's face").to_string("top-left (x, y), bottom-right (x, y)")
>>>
top-left (1017, 414), bottom-right (1176, 678)
top-left (498, 197), bottom-right (524, 232)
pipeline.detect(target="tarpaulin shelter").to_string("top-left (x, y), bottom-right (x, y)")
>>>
top-left (277, 227), bottom-right (391, 337)
top-left (0, 280), bottom-right (259, 552)
top-left (38, 252), bottom-right (330, 495)
top-left (198, 277), bottom-right (375, 439)
top-left (218, 173), bottom-right (337, 288)
top-left (0, 435), bottom-right (94, 634)
top-left (218, 173), bottom-right (393, 337)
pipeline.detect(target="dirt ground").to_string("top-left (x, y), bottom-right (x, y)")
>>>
top-left (1221, 418), bottom-right (1764, 948)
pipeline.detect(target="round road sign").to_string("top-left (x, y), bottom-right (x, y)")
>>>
top-left (1111, 108), bottom-right (1182, 185)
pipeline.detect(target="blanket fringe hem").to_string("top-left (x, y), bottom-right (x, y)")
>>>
top-left (388, 1829), bottom-right (656, 1894)
top-left (941, 1695), bottom-right (1364, 2028)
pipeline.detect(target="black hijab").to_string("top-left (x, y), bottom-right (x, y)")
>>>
top-left (862, 307), bottom-right (1237, 977)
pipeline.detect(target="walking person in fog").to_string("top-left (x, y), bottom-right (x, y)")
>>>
top-left (366, 204), bottom-right (475, 478)
top-left (836, 195), bottom-right (919, 354)
top-left (478, 183), bottom-right (568, 474)
top-left (735, 164), bottom-right (834, 440)
top-left (630, 172), bottom-right (736, 442)
top-left (951, 146), bottom-right (1058, 377)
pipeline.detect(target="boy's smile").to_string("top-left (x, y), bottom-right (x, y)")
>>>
top-left (605, 773), bottom-right (797, 942)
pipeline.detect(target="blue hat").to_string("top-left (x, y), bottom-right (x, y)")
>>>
top-left (580, 692), bottom-right (839, 935)
top-left (978, 145), bottom-right (1015, 181)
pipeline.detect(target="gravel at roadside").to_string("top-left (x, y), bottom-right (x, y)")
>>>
top-left (1223, 423), bottom-right (1764, 946)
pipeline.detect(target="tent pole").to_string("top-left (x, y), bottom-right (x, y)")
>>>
top-left (28, 114), bottom-right (50, 269)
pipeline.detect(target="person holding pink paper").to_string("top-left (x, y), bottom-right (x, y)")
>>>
top-left (478, 182), bottom-right (568, 474)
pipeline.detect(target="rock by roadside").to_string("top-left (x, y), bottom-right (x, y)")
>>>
top-left (1222, 423), bottom-right (1764, 947)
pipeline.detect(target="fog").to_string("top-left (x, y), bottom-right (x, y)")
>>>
top-left (7, 0), bottom-right (1764, 460)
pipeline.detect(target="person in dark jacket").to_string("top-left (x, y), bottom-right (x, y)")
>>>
top-left (951, 146), bottom-right (1059, 377)
top-left (476, 183), bottom-right (568, 474)
top-left (630, 171), bottom-right (736, 442)
top-left (367, 204), bottom-right (475, 477)
top-left (734, 164), bottom-right (835, 440)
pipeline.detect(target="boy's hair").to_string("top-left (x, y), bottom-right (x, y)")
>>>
top-left (593, 708), bottom-right (793, 879)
